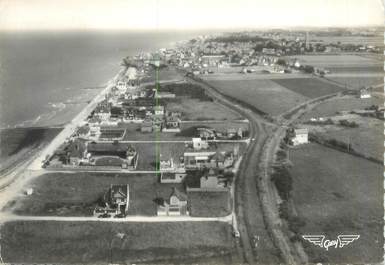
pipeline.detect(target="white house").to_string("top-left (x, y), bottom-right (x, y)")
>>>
top-left (360, 88), bottom-right (371, 99)
top-left (192, 138), bottom-right (209, 150)
top-left (154, 105), bottom-right (165, 116)
top-left (292, 128), bottom-right (308, 146)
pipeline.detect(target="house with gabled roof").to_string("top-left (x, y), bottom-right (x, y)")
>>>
top-left (156, 187), bottom-right (188, 216)
top-left (93, 184), bottom-right (129, 217)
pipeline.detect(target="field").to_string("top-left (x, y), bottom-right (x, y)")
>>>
top-left (273, 78), bottom-right (344, 98)
top-left (287, 54), bottom-right (382, 68)
top-left (301, 95), bottom-right (383, 120)
top-left (206, 79), bottom-right (309, 116)
top-left (309, 35), bottom-right (383, 46)
top-left (0, 220), bottom-right (235, 264)
top-left (5, 172), bottom-right (184, 216)
top-left (188, 190), bottom-right (231, 217)
top-left (165, 98), bottom-right (243, 121)
top-left (289, 143), bottom-right (383, 263)
top-left (326, 76), bottom-right (383, 89)
top-left (141, 67), bottom-right (185, 83)
top-left (179, 121), bottom-right (249, 136)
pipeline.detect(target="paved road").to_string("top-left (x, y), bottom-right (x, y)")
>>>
top-left (182, 71), bottom-right (271, 263)
top-left (94, 139), bottom-right (249, 144)
top-left (0, 212), bottom-right (232, 224)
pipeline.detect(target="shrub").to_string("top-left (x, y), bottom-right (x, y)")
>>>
top-left (271, 165), bottom-right (292, 200)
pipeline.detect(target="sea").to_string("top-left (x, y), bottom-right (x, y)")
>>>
top-left (0, 30), bottom-right (206, 129)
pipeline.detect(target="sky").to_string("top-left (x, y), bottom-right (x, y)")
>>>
top-left (0, 0), bottom-right (383, 31)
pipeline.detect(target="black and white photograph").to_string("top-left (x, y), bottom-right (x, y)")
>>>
top-left (0, 0), bottom-right (383, 264)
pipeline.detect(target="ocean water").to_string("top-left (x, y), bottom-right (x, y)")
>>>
top-left (0, 30), bottom-right (202, 128)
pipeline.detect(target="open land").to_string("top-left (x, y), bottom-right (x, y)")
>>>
top-left (289, 143), bottom-right (383, 263)
top-left (300, 95), bottom-right (383, 120)
top-left (287, 54), bottom-right (382, 68)
top-left (205, 79), bottom-right (309, 116)
top-left (188, 190), bottom-right (231, 217)
top-left (273, 78), bottom-right (344, 98)
top-left (4, 172), bottom-right (182, 217)
top-left (0, 220), bottom-right (235, 264)
top-left (165, 98), bottom-right (243, 121)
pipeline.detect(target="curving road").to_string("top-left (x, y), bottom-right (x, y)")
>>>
top-left (181, 70), bottom-right (274, 263)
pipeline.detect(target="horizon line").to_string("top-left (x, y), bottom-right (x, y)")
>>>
top-left (0, 25), bottom-right (384, 33)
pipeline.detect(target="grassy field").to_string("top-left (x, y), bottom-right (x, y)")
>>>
top-left (188, 190), bottom-right (231, 217)
top-left (5, 172), bottom-right (185, 216)
top-left (165, 98), bottom-right (243, 121)
top-left (301, 95), bottom-right (383, 120)
top-left (307, 116), bottom-right (383, 161)
top-left (289, 143), bottom-right (383, 263)
top-left (0, 220), bottom-right (235, 264)
top-left (141, 67), bottom-right (185, 83)
top-left (206, 79), bottom-right (309, 116)
top-left (273, 78), bottom-right (344, 98)
top-left (326, 76), bottom-right (383, 89)
top-left (300, 95), bottom-right (383, 161)
top-left (180, 121), bottom-right (249, 135)
top-left (309, 35), bottom-right (383, 46)
top-left (288, 54), bottom-right (382, 68)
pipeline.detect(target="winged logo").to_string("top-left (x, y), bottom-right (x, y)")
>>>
top-left (302, 234), bottom-right (360, 251)
top-left (302, 235), bottom-right (325, 247)
top-left (338, 235), bottom-right (360, 248)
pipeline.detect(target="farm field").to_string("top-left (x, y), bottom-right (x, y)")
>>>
top-left (141, 67), bottom-right (185, 83)
top-left (273, 77), bottom-right (344, 98)
top-left (309, 35), bottom-right (383, 46)
top-left (202, 72), bottom-right (309, 81)
top-left (289, 143), bottom-right (383, 263)
top-left (326, 76), bottom-right (383, 89)
top-left (165, 98), bottom-right (243, 121)
top-left (179, 121), bottom-right (249, 136)
top-left (300, 95), bottom-right (382, 121)
top-left (1, 220), bottom-right (235, 264)
top-left (206, 79), bottom-right (309, 116)
top-left (306, 116), bottom-right (383, 162)
top-left (288, 54), bottom-right (382, 68)
top-left (4, 172), bottom-right (183, 217)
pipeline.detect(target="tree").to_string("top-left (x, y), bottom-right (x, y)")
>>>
top-left (276, 58), bottom-right (287, 66)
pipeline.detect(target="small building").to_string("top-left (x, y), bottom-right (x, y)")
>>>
top-left (184, 151), bottom-right (235, 169)
top-left (86, 142), bottom-right (138, 169)
top-left (141, 119), bottom-right (153, 133)
top-left (162, 115), bottom-right (181, 132)
top-left (192, 138), bottom-right (209, 150)
top-left (94, 184), bottom-right (129, 217)
top-left (198, 127), bottom-right (216, 140)
top-left (154, 105), bottom-right (165, 116)
top-left (360, 88), bottom-right (371, 99)
top-left (157, 187), bottom-right (188, 216)
top-left (160, 169), bottom-right (187, 184)
top-left (292, 128), bottom-right (309, 146)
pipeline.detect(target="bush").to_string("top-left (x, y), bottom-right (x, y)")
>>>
top-left (288, 216), bottom-right (306, 234)
top-left (271, 166), bottom-right (292, 200)
top-left (339, 119), bottom-right (359, 128)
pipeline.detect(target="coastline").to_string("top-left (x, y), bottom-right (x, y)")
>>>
top-left (27, 68), bottom-right (125, 170)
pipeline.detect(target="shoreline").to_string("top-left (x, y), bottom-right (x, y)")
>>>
top-left (27, 68), bottom-right (126, 170)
